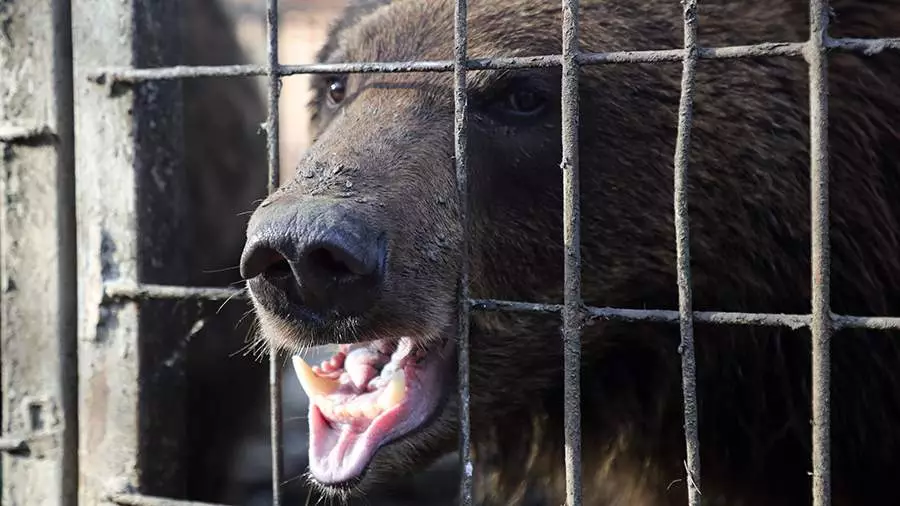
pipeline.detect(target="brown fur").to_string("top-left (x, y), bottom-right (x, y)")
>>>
top-left (247, 0), bottom-right (900, 504)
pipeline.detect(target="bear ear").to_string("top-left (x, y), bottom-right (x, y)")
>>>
top-left (317, 0), bottom-right (394, 64)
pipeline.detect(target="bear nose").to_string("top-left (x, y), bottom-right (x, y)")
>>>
top-left (240, 198), bottom-right (386, 317)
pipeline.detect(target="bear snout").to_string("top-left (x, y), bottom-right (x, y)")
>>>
top-left (241, 196), bottom-right (387, 321)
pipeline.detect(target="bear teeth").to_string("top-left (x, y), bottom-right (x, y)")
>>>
top-left (292, 355), bottom-right (341, 397)
top-left (308, 370), bottom-right (407, 423)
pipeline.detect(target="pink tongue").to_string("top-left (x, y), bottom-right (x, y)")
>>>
top-left (347, 366), bottom-right (377, 389)
top-left (343, 346), bottom-right (388, 389)
top-left (308, 402), bottom-right (405, 484)
top-left (307, 345), bottom-right (396, 483)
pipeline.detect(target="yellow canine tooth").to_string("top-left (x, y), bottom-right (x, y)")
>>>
top-left (292, 355), bottom-right (340, 398)
top-left (362, 402), bottom-right (382, 419)
top-left (378, 370), bottom-right (406, 411)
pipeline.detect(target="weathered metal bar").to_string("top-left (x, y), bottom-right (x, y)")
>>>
top-left (833, 315), bottom-right (900, 330)
top-left (103, 282), bottom-right (246, 302)
top-left (265, 0), bottom-right (285, 504)
top-left (452, 0), bottom-right (474, 504)
top-left (672, 0), bottom-right (702, 503)
top-left (827, 37), bottom-right (900, 53)
top-left (0, 0), bottom-right (78, 503)
top-left (85, 37), bottom-right (900, 84)
top-left (472, 301), bottom-right (900, 331)
top-left (0, 437), bottom-right (28, 454)
top-left (110, 494), bottom-right (230, 506)
top-left (582, 42), bottom-right (807, 64)
top-left (807, 0), bottom-right (833, 504)
top-left (476, 300), bottom-right (811, 327)
top-left (0, 124), bottom-right (57, 144)
top-left (73, 0), bottom-right (191, 502)
top-left (560, 0), bottom-right (583, 504)
top-left (95, 286), bottom-right (900, 331)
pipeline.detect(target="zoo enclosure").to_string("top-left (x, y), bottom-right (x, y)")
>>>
top-left (2, 0), bottom-right (900, 506)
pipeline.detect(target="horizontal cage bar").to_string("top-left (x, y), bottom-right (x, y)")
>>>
top-left (471, 299), bottom-right (900, 331)
top-left (110, 494), bottom-right (230, 506)
top-left (0, 123), bottom-right (56, 144)
top-left (98, 284), bottom-right (900, 330)
top-left (0, 436), bottom-right (27, 453)
top-left (103, 282), bottom-right (247, 301)
top-left (86, 37), bottom-right (900, 84)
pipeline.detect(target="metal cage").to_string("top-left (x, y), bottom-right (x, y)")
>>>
top-left (2, 0), bottom-right (900, 505)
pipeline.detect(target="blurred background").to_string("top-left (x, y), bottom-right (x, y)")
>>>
top-left (226, 0), bottom-right (346, 180)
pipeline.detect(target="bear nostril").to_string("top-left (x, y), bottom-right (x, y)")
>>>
top-left (240, 246), bottom-right (291, 280)
top-left (305, 246), bottom-right (367, 283)
top-left (267, 257), bottom-right (293, 278)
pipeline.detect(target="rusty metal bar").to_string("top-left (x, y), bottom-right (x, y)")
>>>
top-left (452, 0), bottom-right (474, 505)
top-left (1, 0), bottom-right (78, 503)
top-left (807, 0), bottom-right (832, 504)
top-left (265, 0), bottom-right (285, 504)
top-left (672, 0), bottom-right (702, 503)
top-left (560, 0), bottom-right (583, 505)
top-left (110, 494), bottom-right (230, 506)
top-left (85, 37), bottom-right (900, 84)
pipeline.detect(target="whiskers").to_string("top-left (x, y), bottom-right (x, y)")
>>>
top-left (217, 283), bottom-right (249, 315)
top-left (234, 309), bottom-right (324, 364)
top-left (306, 471), bottom-right (364, 506)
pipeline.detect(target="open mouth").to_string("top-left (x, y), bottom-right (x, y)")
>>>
top-left (291, 335), bottom-right (454, 485)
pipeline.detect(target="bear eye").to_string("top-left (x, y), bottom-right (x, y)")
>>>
top-left (485, 79), bottom-right (549, 121)
top-left (325, 76), bottom-right (347, 107)
top-left (505, 88), bottom-right (546, 116)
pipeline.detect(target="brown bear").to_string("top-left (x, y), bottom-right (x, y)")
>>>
top-left (239, 0), bottom-right (900, 504)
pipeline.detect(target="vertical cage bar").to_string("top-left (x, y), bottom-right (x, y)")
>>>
top-left (73, 0), bottom-right (190, 502)
top-left (807, 0), bottom-right (832, 504)
top-left (560, 1), bottom-right (583, 505)
top-left (266, 0), bottom-right (284, 505)
top-left (0, 0), bottom-right (78, 503)
top-left (54, 1), bottom-right (79, 500)
top-left (452, 0), bottom-right (474, 505)
top-left (673, 0), bottom-right (702, 504)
